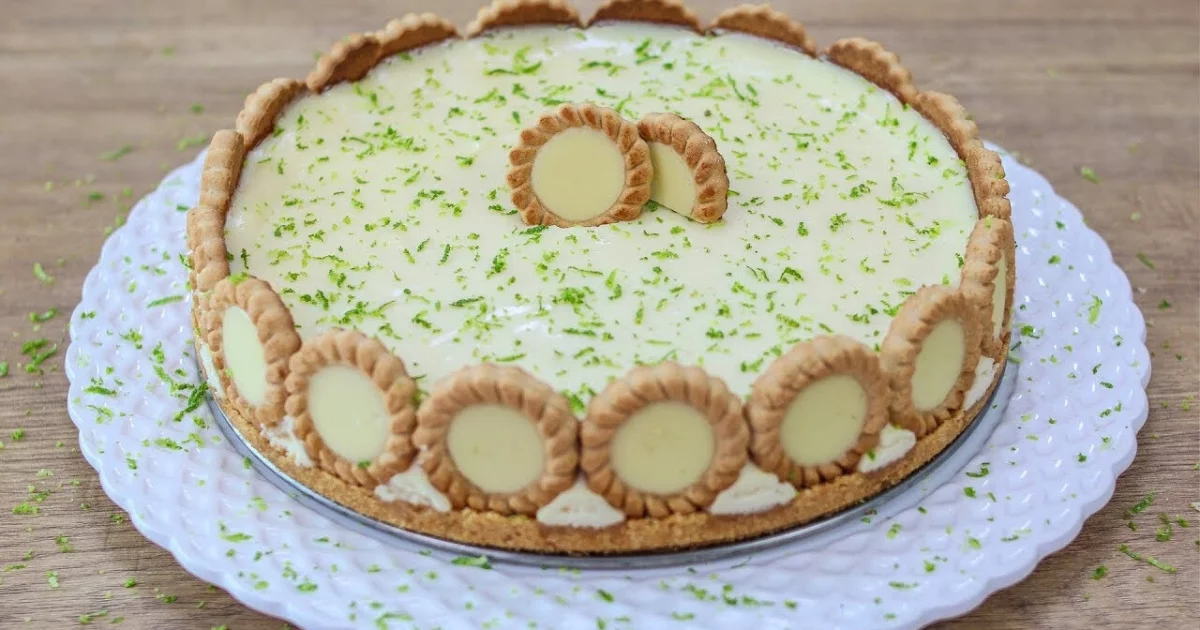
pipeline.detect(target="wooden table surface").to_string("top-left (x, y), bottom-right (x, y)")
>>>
top-left (1, 0), bottom-right (1196, 627)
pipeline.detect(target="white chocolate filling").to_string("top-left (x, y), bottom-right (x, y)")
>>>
top-left (991, 255), bottom-right (1007, 339)
top-left (307, 365), bottom-right (391, 464)
top-left (610, 402), bottom-right (714, 495)
top-left (911, 319), bottom-right (967, 411)
top-left (536, 478), bottom-right (625, 528)
top-left (375, 464), bottom-right (452, 512)
top-left (446, 404), bottom-right (544, 494)
top-left (780, 374), bottom-right (867, 466)
top-left (198, 342), bottom-right (223, 399)
top-left (647, 141), bottom-right (696, 217)
top-left (857, 424), bottom-right (917, 473)
top-left (221, 306), bottom-right (267, 406)
top-left (263, 416), bottom-right (313, 467)
top-left (708, 463), bottom-right (796, 515)
top-left (530, 127), bottom-right (625, 222)
top-left (963, 356), bottom-right (997, 409)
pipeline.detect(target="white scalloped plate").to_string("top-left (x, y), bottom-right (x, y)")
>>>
top-left (65, 144), bottom-right (1149, 630)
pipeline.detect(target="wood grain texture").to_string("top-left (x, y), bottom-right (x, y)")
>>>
top-left (0, 0), bottom-right (1196, 627)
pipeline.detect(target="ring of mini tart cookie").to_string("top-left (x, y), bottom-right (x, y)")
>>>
top-left (187, 130), bottom-right (244, 294)
top-left (307, 33), bottom-right (382, 93)
top-left (580, 362), bottom-right (748, 518)
top-left (191, 292), bottom-right (224, 402)
top-left (202, 275), bottom-right (301, 428)
top-left (588, 0), bottom-right (702, 32)
top-left (236, 78), bottom-right (305, 150)
top-left (912, 91), bottom-right (1011, 221)
top-left (285, 329), bottom-right (419, 489)
top-left (467, 0), bottom-right (583, 37)
top-left (412, 364), bottom-right (578, 516)
top-left (709, 4), bottom-right (817, 57)
top-left (825, 37), bottom-right (918, 104)
top-left (746, 335), bottom-right (890, 489)
top-left (960, 217), bottom-right (1016, 359)
top-left (373, 13), bottom-right (458, 61)
top-left (635, 112), bottom-right (729, 223)
top-left (880, 285), bottom-right (984, 437)
top-left (508, 102), bottom-right (653, 227)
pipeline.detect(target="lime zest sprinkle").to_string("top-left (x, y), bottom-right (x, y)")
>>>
top-left (33, 262), bottom-right (55, 285)
top-left (101, 145), bottom-right (134, 161)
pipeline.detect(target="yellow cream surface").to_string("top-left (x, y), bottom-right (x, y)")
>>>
top-left (446, 404), bottom-right (544, 494)
top-left (610, 401), bottom-right (714, 494)
top-left (779, 374), bottom-right (867, 466)
top-left (647, 141), bottom-right (696, 215)
top-left (226, 23), bottom-right (977, 411)
top-left (307, 365), bottom-right (391, 464)
top-left (530, 127), bottom-right (626, 221)
top-left (911, 319), bottom-right (967, 411)
top-left (221, 306), bottom-right (267, 406)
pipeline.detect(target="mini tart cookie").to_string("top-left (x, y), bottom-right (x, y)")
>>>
top-left (466, 0), bottom-right (583, 37)
top-left (635, 112), bottom-right (729, 223)
top-left (961, 217), bottom-right (1016, 358)
top-left (709, 4), bottom-right (817, 57)
top-left (913, 91), bottom-right (1012, 221)
top-left (201, 276), bottom-right (301, 428)
top-left (186, 130), bottom-right (243, 293)
top-left (746, 335), bottom-right (889, 488)
top-left (307, 33), bottom-right (382, 93)
top-left (508, 102), bottom-right (652, 227)
top-left (824, 38), bottom-right (918, 104)
top-left (236, 78), bottom-right (304, 150)
top-left (581, 362), bottom-right (748, 517)
top-left (588, 0), bottom-right (702, 32)
top-left (412, 364), bottom-right (578, 516)
top-left (880, 285), bottom-right (983, 437)
top-left (285, 330), bottom-right (419, 488)
top-left (373, 13), bottom-right (458, 60)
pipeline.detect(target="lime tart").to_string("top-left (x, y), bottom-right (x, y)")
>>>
top-left (187, 0), bottom-right (1013, 553)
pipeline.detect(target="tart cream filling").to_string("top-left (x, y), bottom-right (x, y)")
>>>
top-left (221, 306), bottom-right (267, 406)
top-left (857, 423), bottom-right (917, 474)
top-left (198, 342), bottom-right (223, 399)
top-left (963, 356), bottom-right (997, 410)
top-left (376, 464), bottom-right (452, 512)
top-left (708, 463), bottom-right (796, 515)
top-left (536, 479), bottom-right (625, 528)
top-left (226, 23), bottom-right (977, 406)
top-left (263, 416), bottom-right (313, 468)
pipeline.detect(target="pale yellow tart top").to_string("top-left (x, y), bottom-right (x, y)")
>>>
top-left (224, 22), bottom-right (978, 411)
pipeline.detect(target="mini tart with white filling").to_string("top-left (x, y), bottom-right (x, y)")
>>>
top-left (285, 330), bottom-right (419, 488)
top-left (636, 112), bottom-right (729, 223)
top-left (961, 217), bottom-right (1016, 358)
top-left (186, 129), bottom-right (243, 294)
top-left (508, 102), bottom-right (653, 227)
top-left (201, 276), bottom-right (301, 427)
top-left (881, 285), bottom-right (984, 437)
top-left (413, 364), bottom-right (578, 515)
top-left (746, 335), bottom-right (890, 488)
top-left (581, 362), bottom-right (748, 517)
